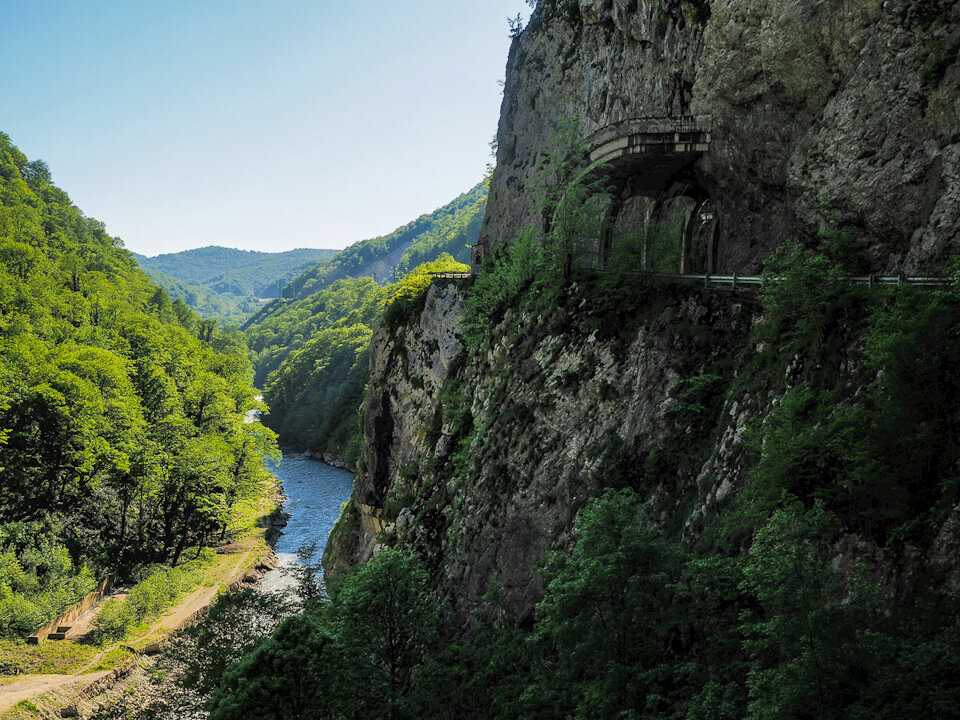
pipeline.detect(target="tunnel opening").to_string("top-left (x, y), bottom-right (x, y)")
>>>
top-left (596, 175), bottom-right (718, 276)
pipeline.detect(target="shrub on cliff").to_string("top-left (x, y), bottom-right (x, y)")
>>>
top-left (462, 227), bottom-right (544, 348)
top-left (382, 253), bottom-right (470, 329)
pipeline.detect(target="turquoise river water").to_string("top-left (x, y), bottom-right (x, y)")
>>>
top-left (259, 455), bottom-right (354, 592)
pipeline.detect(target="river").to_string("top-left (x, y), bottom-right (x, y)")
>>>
top-left (259, 455), bottom-right (354, 592)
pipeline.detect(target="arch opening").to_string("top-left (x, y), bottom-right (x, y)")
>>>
top-left (682, 197), bottom-right (717, 275)
top-left (579, 116), bottom-right (716, 276)
top-left (597, 177), bottom-right (718, 276)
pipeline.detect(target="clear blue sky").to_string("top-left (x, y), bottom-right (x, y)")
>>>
top-left (0, 1), bottom-right (532, 256)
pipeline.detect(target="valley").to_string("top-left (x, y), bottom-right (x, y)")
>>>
top-left (1, 0), bottom-right (959, 718)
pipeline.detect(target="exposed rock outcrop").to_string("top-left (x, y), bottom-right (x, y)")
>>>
top-left (480, 0), bottom-right (960, 273)
top-left (323, 283), bottom-right (467, 572)
top-left (325, 280), bottom-right (757, 620)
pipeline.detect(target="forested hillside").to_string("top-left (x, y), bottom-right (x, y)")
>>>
top-left (240, 184), bottom-right (484, 462)
top-left (136, 266), bottom-right (241, 320)
top-left (249, 257), bottom-right (468, 466)
top-left (0, 132), bottom-right (277, 638)
top-left (136, 246), bottom-right (339, 323)
top-left (246, 278), bottom-right (385, 389)
top-left (244, 184), bottom-right (485, 330)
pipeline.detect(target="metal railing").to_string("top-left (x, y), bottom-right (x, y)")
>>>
top-left (654, 274), bottom-right (955, 289)
top-left (427, 271), bottom-right (473, 280)
top-left (583, 115), bottom-right (713, 150)
top-left (430, 269), bottom-right (956, 289)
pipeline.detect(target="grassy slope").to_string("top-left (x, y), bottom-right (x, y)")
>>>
top-left (0, 479), bottom-right (278, 717)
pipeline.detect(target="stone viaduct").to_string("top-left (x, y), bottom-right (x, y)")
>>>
top-left (475, 116), bottom-right (716, 275)
top-left (585, 115), bottom-right (714, 272)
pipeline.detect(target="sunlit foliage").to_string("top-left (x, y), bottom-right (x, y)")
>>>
top-left (0, 132), bottom-right (278, 637)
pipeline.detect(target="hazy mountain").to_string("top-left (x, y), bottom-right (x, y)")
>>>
top-left (135, 246), bottom-right (340, 322)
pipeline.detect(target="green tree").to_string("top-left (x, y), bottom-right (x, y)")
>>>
top-left (757, 240), bottom-right (859, 369)
top-left (175, 589), bottom-right (291, 700)
top-left (208, 612), bottom-right (341, 720)
top-left (329, 548), bottom-right (441, 720)
top-left (532, 117), bottom-right (610, 279)
top-left (739, 500), bottom-right (885, 720)
top-left (527, 488), bottom-right (688, 719)
top-left (207, 549), bottom-right (443, 720)
top-left (285, 540), bottom-right (326, 609)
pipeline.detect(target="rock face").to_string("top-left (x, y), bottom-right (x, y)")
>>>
top-left (325, 280), bottom-right (757, 620)
top-left (324, 0), bottom-right (960, 621)
top-left (479, 0), bottom-right (960, 273)
top-left (323, 283), bottom-right (467, 572)
top-left (322, 274), bottom-right (960, 625)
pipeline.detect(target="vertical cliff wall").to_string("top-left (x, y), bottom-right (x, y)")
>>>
top-left (480, 0), bottom-right (959, 273)
top-left (324, 279), bottom-right (758, 620)
top-left (324, 275), bottom-right (960, 626)
top-left (323, 0), bottom-right (960, 622)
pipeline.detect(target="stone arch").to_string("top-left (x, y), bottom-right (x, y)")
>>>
top-left (635, 180), bottom-right (689, 273)
top-left (552, 116), bottom-right (716, 274)
top-left (606, 193), bottom-right (656, 270)
top-left (641, 179), bottom-right (718, 275)
top-left (592, 167), bottom-right (719, 276)
top-left (597, 177), bottom-right (628, 269)
top-left (682, 196), bottom-right (718, 275)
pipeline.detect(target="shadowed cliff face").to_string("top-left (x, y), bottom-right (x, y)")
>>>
top-left (323, 0), bottom-right (960, 621)
top-left (480, 0), bottom-right (960, 273)
top-left (323, 276), bottom-right (960, 626)
top-left (325, 281), bottom-right (757, 620)
top-left (324, 284), bottom-right (468, 572)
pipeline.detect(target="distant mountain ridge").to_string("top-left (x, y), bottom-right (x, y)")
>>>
top-left (135, 246), bottom-right (340, 297)
top-left (135, 246), bottom-right (340, 322)
top-left (242, 183), bottom-right (486, 330)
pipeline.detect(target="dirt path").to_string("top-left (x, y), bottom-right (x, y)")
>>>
top-left (0, 672), bottom-right (112, 712)
top-left (132, 541), bottom-right (258, 650)
top-left (0, 522), bottom-right (265, 715)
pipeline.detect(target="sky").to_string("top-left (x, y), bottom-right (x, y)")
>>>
top-left (0, 1), bottom-right (533, 256)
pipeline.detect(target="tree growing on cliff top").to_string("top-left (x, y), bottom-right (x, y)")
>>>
top-left (532, 116), bottom-right (610, 279)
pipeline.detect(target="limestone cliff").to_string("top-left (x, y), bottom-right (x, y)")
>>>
top-left (324, 272), bottom-right (960, 625)
top-left (323, 0), bottom-right (960, 621)
top-left (323, 284), bottom-right (468, 573)
top-left (480, 0), bottom-right (959, 273)
top-left (324, 279), bottom-right (757, 620)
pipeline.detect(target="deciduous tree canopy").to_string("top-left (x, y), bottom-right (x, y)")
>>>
top-left (0, 132), bottom-right (278, 637)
